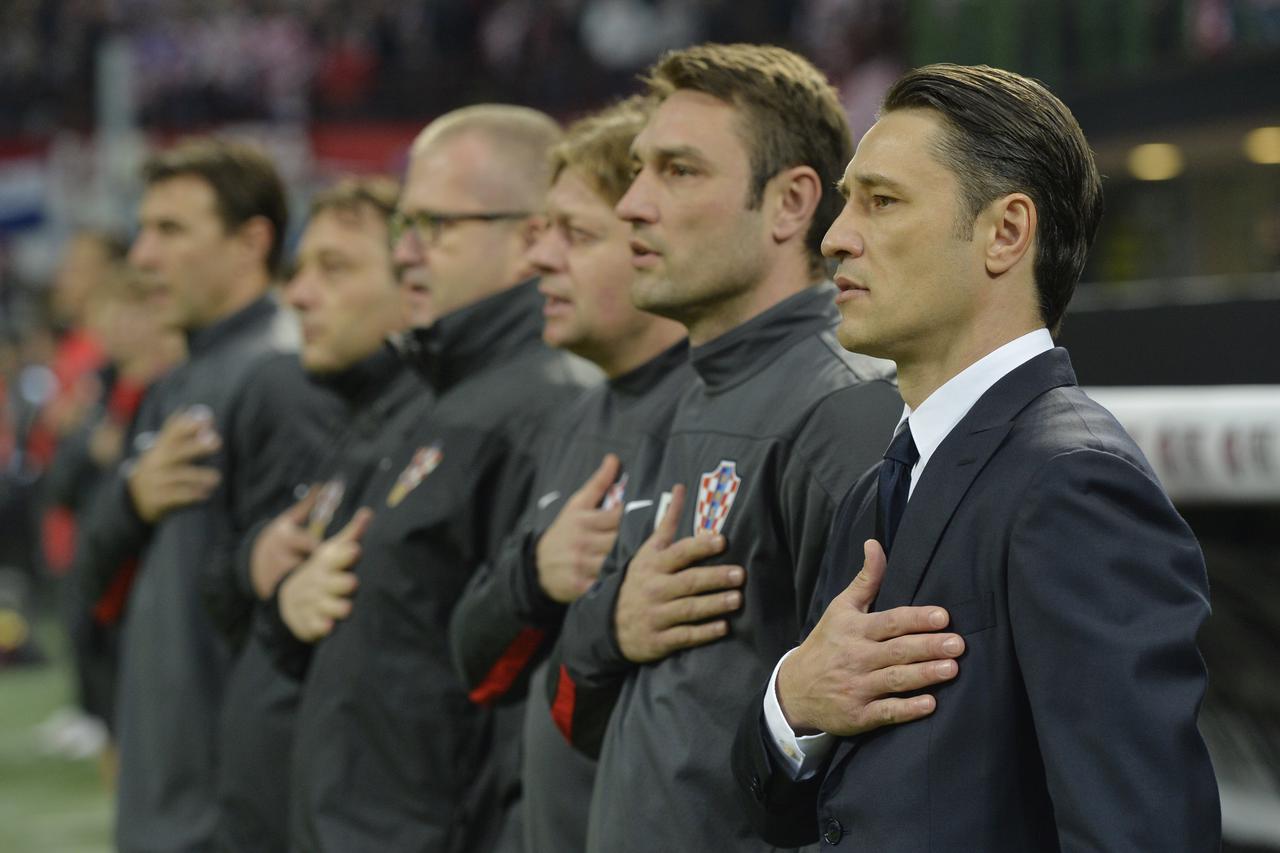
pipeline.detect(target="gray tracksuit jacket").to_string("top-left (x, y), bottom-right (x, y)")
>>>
top-left (449, 338), bottom-right (693, 853)
top-left (550, 284), bottom-right (902, 853)
top-left (77, 297), bottom-right (337, 853)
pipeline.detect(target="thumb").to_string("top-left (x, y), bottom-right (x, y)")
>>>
top-left (287, 486), bottom-right (320, 524)
top-left (569, 453), bottom-right (622, 509)
top-left (841, 538), bottom-right (887, 613)
top-left (333, 507), bottom-right (374, 545)
top-left (647, 483), bottom-right (685, 551)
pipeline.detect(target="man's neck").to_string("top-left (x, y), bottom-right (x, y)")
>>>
top-left (191, 271), bottom-right (271, 332)
top-left (595, 323), bottom-right (686, 379)
top-left (897, 319), bottom-right (1044, 410)
top-left (684, 256), bottom-right (817, 347)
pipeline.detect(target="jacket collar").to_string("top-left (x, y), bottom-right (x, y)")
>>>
top-left (309, 343), bottom-right (406, 410)
top-left (608, 339), bottom-right (689, 397)
top-left (688, 283), bottom-right (837, 393)
top-left (185, 295), bottom-right (276, 356)
top-left (398, 278), bottom-right (544, 393)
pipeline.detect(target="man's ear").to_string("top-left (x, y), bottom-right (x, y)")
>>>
top-left (983, 193), bottom-right (1035, 277)
top-left (234, 215), bottom-right (276, 270)
top-left (768, 165), bottom-right (822, 245)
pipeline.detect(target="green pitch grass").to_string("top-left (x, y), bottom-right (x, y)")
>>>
top-left (0, 619), bottom-right (112, 853)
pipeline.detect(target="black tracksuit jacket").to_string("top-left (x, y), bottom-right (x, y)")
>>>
top-left (215, 348), bottom-right (431, 853)
top-left (287, 281), bottom-right (598, 853)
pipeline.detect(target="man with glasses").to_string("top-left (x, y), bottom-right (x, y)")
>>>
top-left (448, 96), bottom-right (692, 853)
top-left (277, 105), bottom-right (598, 853)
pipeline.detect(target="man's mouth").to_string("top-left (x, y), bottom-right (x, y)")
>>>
top-left (833, 272), bottom-right (870, 305)
top-left (629, 239), bottom-right (661, 269)
top-left (542, 292), bottom-right (573, 318)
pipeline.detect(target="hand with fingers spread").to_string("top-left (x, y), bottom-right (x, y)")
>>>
top-left (279, 509), bottom-right (371, 643)
top-left (250, 487), bottom-right (321, 600)
top-left (614, 484), bottom-right (745, 664)
top-left (127, 408), bottom-right (223, 523)
top-left (776, 538), bottom-right (963, 737)
top-left (536, 454), bottom-right (625, 604)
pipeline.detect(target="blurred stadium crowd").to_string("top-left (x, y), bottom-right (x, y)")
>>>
top-left (3, 0), bottom-right (1280, 134)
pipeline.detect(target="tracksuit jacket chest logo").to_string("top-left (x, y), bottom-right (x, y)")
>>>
top-left (308, 479), bottom-right (345, 537)
top-left (386, 443), bottom-right (443, 508)
top-left (601, 473), bottom-right (629, 511)
top-left (695, 459), bottom-right (742, 535)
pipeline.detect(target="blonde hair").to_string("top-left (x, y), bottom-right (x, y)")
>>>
top-left (549, 96), bottom-right (652, 206)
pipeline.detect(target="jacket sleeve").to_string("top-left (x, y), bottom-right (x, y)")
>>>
top-left (255, 571), bottom-right (316, 681)
top-left (42, 414), bottom-right (100, 511)
top-left (542, 541), bottom-right (633, 758)
top-left (449, 515), bottom-right (566, 707)
top-left (200, 360), bottom-right (317, 652)
top-left (730, 475), bottom-right (874, 848)
top-left (1008, 448), bottom-right (1220, 849)
top-left (781, 380), bottom-right (902, 625)
top-left (731, 687), bottom-right (826, 847)
top-left (69, 393), bottom-right (161, 609)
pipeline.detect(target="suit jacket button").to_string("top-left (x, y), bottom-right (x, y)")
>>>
top-left (749, 773), bottom-right (764, 801)
top-left (822, 817), bottom-right (843, 845)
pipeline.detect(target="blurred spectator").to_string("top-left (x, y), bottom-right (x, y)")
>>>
top-left (31, 231), bottom-right (123, 578)
top-left (38, 260), bottom-right (185, 765)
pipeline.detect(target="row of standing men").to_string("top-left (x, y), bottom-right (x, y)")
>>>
top-left (72, 42), bottom-right (1220, 853)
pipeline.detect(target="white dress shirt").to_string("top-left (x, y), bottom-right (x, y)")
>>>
top-left (763, 328), bottom-right (1055, 779)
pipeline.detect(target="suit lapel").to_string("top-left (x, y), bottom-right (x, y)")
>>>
top-left (873, 423), bottom-right (1012, 610)
top-left (824, 347), bottom-right (1079, 778)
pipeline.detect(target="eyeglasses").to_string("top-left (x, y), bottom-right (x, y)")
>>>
top-left (389, 209), bottom-right (531, 248)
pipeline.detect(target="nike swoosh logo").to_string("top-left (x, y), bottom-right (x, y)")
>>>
top-left (537, 491), bottom-right (562, 510)
top-left (623, 500), bottom-right (653, 514)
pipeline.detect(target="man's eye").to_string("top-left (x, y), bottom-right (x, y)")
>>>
top-left (568, 228), bottom-right (596, 245)
top-left (666, 162), bottom-right (695, 178)
top-left (871, 195), bottom-right (897, 209)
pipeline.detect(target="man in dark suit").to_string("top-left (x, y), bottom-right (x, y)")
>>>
top-left (734, 63), bottom-right (1221, 851)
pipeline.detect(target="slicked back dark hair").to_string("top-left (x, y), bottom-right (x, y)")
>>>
top-left (644, 43), bottom-right (854, 277)
top-left (882, 64), bottom-right (1103, 334)
top-left (142, 137), bottom-right (289, 275)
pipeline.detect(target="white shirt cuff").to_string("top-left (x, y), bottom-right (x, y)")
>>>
top-left (762, 648), bottom-right (834, 780)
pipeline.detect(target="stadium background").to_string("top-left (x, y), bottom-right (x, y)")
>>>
top-left (0, 0), bottom-right (1276, 850)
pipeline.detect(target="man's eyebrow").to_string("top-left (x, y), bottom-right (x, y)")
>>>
top-left (853, 172), bottom-right (908, 195)
top-left (634, 144), bottom-right (710, 167)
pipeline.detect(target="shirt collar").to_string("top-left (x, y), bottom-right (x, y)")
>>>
top-left (397, 278), bottom-right (544, 393)
top-left (900, 328), bottom-right (1054, 475)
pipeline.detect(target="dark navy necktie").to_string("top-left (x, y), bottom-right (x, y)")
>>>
top-left (876, 422), bottom-right (919, 558)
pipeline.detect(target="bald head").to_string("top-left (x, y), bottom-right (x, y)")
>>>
top-left (394, 105), bottom-right (563, 325)
top-left (411, 105), bottom-right (562, 212)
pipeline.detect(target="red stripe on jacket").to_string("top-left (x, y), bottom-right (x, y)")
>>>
top-left (467, 627), bottom-right (546, 705)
